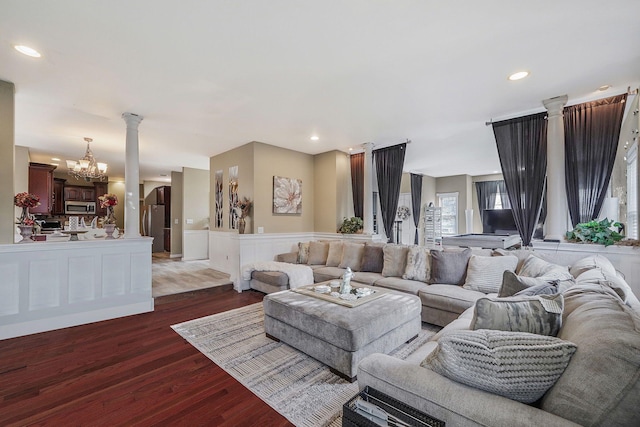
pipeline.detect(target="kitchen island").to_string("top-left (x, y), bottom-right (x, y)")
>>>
top-left (0, 237), bottom-right (153, 340)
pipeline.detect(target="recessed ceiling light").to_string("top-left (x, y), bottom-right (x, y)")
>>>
top-left (14, 45), bottom-right (41, 58)
top-left (508, 71), bottom-right (529, 81)
top-left (348, 147), bottom-right (353, 151)
top-left (310, 135), bottom-right (319, 141)
top-left (598, 84), bottom-right (611, 91)
top-left (51, 157), bottom-right (60, 161)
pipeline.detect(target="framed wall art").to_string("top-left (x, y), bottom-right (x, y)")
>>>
top-left (215, 170), bottom-right (223, 228)
top-left (229, 166), bottom-right (238, 229)
top-left (273, 175), bottom-right (302, 214)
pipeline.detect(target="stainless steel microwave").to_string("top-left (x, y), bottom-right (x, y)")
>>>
top-left (64, 201), bottom-right (96, 215)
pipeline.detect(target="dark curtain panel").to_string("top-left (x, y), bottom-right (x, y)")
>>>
top-left (475, 181), bottom-right (499, 223)
top-left (564, 94), bottom-right (627, 226)
top-left (350, 153), bottom-right (364, 219)
top-left (410, 173), bottom-right (423, 244)
top-left (493, 113), bottom-right (547, 246)
top-left (374, 144), bottom-right (407, 243)
top-left (497, 180), bottom-right (512, 209)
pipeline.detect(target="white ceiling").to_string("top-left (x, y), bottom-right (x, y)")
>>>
top-left (2, 0), bottom-right (639, 182)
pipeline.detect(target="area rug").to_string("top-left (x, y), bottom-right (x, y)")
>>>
top-left (172, 303), bottom-right (439, 427)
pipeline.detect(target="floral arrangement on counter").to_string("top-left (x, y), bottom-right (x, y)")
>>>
top-left (236, 197), bottom-right (252, 219)
top-left (14, 192), bottom-right (40, 225)
top-left (99, 193), bottom-right (118, 225)
top-left (397, 205), bottom-right (411, 221)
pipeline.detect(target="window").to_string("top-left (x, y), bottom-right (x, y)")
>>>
top-left (437, 192), bottom-right (458, 235)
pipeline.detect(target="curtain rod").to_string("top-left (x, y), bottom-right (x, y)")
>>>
top-left (485, 87), bottom-right (639, 126)
top-left (371, 139), bottom-right (412, 150)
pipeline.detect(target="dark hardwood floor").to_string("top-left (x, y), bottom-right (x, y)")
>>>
top-left (0, 286), bottom-right (293, 426)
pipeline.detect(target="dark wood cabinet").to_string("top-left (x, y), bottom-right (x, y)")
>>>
top-left (156, 186), bottom-right (171, 228)
top-left (65, 186), bottom-right (95, 202)
top-left (93, 182), bottom-right (108, 216)
top-left (53, 178), bottom-right (66, 215)
top-left (164, 228), bottom-right (171, 252)
top-left (28, 163), bottom-right (56, 215)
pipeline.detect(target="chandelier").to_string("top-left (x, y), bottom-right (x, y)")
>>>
top-left (66, 137), bottom-right (108, 182)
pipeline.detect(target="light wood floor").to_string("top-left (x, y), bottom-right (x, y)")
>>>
top-left (152, 252), bottom-right (233, 297)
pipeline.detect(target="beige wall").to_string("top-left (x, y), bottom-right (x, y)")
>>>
top-left (209, 142), bottom-right (254, 231)
top-left (436, 174), bottom-right (473, 234)
top-left (182, 167), bottom-right (209, 230)
top-left (170, 171), bottom-right (183, 256)
top-left (0, 81), bottom-right (15, 244)
top-left (254, 142), bottom-right (314, 233)
top-left (313, 151), bottom-right (352, 232)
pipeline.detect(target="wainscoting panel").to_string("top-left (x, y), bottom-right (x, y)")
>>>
top-left (183, 230), bottom-right (209, 260)
top-left (209, 232), bottom-right (382, 291)
top-left (0, 238), bottom-right (154, 340)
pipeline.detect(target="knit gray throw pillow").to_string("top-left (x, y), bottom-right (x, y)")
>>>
top-left (422, 329), bottom-right (577, 403)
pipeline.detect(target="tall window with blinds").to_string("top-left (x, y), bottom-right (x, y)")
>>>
top-left (437, 192), bottom-right (458, 235)
top-left (627, 142), bottom-right (638, 239)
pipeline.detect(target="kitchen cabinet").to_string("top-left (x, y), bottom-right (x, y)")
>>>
top-left (94, 182), bottom-right (108, 216)
top-left (156, 186), bottom-right (171, 228)
top-left (53, 178), bottom-right (66, 215)
top-left (28, 162), bottom-right (56, 215)
top-left (65, 186), bottom-right (95, 202)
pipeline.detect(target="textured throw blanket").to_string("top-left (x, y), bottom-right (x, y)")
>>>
top-left (241, 261), bottom-right (314, 289)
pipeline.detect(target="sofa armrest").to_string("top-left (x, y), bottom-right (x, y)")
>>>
top-left (275, 252), bottom-right (298, 263)
top-left (358, 354), bottom-right (580, 427)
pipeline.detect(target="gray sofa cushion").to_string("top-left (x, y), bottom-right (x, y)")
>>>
top-left (251, 270), bottom-right (289, 287)
top-left (312, 266), bottom-right (346, 283)
top-left (463, 254), bottom-right (517, 293)
top-left (471, 294), bottom-right (564, 336)
top-left (541, 283), bottom-right (640, 426)
top-left (308, 241), bottom-right (329, 265)
top-left (296, 242), bottom-right (310, 264)
top-left (339, 242), bottom-right (365, 271)
top-left (422, 329), bottom-right (577, 404)
top-left (519, 255), bottom-right (572, 281)
top-left (373, 277), bottom-right (429, 295)
top-left (353, 271), bottom-right (384, 286)
top-left (430, 248), bottom-right (472, 285)
top-left (382, 245), bottom-right (409, 277)
top-left (360, 243), bottom-right (385, 273)
top-left (499, 270), bottom-right (574, 297)
top-left (326, 241), bottom-right (344, 267)
top-left (419, 284), bottom-right (487, 315)
top-left (403, 246), bottom-right (431, 282)
top-left (569, 254), bottom-right (617, 278)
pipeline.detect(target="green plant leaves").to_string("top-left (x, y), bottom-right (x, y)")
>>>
top-left (565, 218), bottom-right (624, 246)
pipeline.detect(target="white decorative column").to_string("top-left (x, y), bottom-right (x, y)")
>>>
top-left (122, 112), bottom-right (144, 239)
top-left (543, 95), bottom-right (569, 241)
top-left (362, 142), bottom-right (375, 234)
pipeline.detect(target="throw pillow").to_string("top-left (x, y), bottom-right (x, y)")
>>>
top-left (403, 246), bottom-right (431, 282)
top-left (421, 329), bottom-right (577, 404)
top-left (360, 243), bottom-right (385, 273)
top-left (471, 293), bottom-right (564, 336)
top-left (576, 268), bottom-right (634, 304)
top-left (429, 248), bottom-right (472, 285)
top-left (569, 255), bottom-right (617, 278)
top-left (325, 242), bottom-right (344, 267)
top-left (381, 245), bottom-right (409, 277)
top-left (463, 255), bottom-right (518, 293)
top-left (499, 270), bottom-right (575, 297)
top-left (307, 241), bottom-right (329, 265)
top-left (493, 248), bottom-right (535, 273)
top-left (519, 255), bottom-right (572, 281)
top-left (339, 242), bottom-right (365, 271)
top-left (296, 242), bottom-right (310, 264)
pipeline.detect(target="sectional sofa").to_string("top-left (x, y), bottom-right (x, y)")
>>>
top-left (250, 240), bottom-right (512, 326)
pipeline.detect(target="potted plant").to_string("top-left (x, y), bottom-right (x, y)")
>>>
top-left (338, 217), bottom-right (363, 234)
top-left (565, 218), bottom-right (624, 247)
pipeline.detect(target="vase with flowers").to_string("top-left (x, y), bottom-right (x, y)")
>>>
top-left (235, 197), bottom-right (252, 234)
top-left (98, 193), bottom-right (118, 239)
top-left (14, 192), bottom-right (40, 243)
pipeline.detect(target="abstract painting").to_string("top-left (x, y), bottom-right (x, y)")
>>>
top-left (215, 170), bottom-right (223, 228)
top-left (229, 166), bottom-right (238, 229)
top-left (273, 176), bottom-right (302, 214)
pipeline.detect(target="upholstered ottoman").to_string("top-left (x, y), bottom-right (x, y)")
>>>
top-left (263, 287), bottom-right (421, 381)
